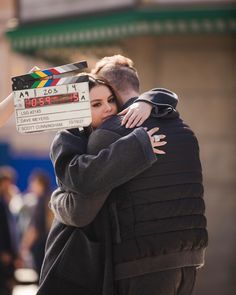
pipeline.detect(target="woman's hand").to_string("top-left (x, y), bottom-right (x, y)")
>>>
top-left (118, 101), bottom-right (152, 128)
top-left (145, 127), bottom-right (166, 155)
top-left (0, 66), bottom-right (40, 128)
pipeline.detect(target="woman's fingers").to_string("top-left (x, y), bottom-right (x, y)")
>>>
top-left (153, 140), bottom-right (167, 147)
top-left (152, 140), bottom-right (167, 154)
top-left (118, 108), bottom-right (128, 116)
top-left (135, 117), bottom-right (144, 127)
top-left (122, 109), bottom-right (141, 127)
top-left (147, 127), bottom-right (160, 136)
top-left (153, 134), bottom-right (166, 141)
top-left (153, 149), bottom-right (166, 154)
top-left (144, 127), bottom-right (167, 155)
top-left (126, 114), bottom-right (142, 128)
top-left (120, 109), bottom-right (133, 126)
top-left (120, 102), bottom-right (151, 128)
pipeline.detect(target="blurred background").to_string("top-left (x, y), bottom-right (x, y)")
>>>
top-left (0, 0), bottom-right (235, 294)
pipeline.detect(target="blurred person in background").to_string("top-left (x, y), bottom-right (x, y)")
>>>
top-left (0, 166), bottom-right (22, 295)
top-left (20, 170), bottom-right (53, 277)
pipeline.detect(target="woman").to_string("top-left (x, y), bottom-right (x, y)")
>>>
top-left (37, 74), bottom-right (166, 295)
top-left (49, 73), bottom-right (166, 226)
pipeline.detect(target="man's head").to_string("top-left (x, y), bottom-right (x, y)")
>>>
top-left (91, 55), bottom-right (140, 104)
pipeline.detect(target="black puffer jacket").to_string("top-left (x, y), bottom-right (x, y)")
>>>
top-left (88, 89), bottom-right (208, 280)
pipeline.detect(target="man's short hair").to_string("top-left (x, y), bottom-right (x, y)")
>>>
top-left (91, 55), bottom-right (140, 94)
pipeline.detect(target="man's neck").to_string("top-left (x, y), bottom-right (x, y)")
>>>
top-left (118, 90), bottom-right (139, 105)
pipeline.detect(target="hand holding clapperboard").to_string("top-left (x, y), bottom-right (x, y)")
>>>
top-left (12, 61), bottom-right (91, 133)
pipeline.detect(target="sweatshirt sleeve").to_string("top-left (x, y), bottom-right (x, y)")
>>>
top-left (135, 88), bottom-right (179, 118)
top-left (49, 187), bottom-right (110, 227)
top-left (50, 127), bottom-right (156, 227)
top-left (51, 127), bottom-right (156, 196)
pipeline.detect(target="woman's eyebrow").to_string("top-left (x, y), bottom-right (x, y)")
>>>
top-left (90, 95), bottom-right (114, 102)
top-left (90, 99), bottom-right (102, 102)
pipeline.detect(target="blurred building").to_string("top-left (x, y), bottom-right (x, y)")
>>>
top-left (0, 0), bottom-right (236, 294)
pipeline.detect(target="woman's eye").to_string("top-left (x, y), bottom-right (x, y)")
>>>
top-left (92, 103), bottom-right (101, 107)
top-left (108, 97), bottom-right (116, 103)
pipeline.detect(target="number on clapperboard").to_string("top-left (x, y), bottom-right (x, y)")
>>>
top-left (43, 88), bottom-right (58, 96)
top-left (71, 93), bottom-right (79, 102)
top-left (19, 91), bottom-right (30, 98)
top-left (71, 84), bottom-right (77, 91)
top-left (39, 98), bottom-right (45, 106)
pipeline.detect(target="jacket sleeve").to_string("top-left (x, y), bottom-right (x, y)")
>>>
top-left (49, 188), bottom-right (111, 227)
top-left (135, 88), bottom-right (179, 118)
top-left (52, 127), bottom-right (156, 196)
top-left (50, 127), bottom-right (156, 227)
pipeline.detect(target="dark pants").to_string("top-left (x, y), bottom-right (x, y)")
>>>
top-left (115, 267), bottom-right (196, 295)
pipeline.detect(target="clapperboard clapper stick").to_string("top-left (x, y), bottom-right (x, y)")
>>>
top-left (12, 61), bottom-right (91, 133)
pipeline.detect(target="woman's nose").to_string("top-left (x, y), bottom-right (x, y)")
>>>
top-left (104, 103), bottom-right (112, 112)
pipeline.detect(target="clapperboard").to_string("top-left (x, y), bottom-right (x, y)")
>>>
top-left (12, 61), bottom-right (91, 133)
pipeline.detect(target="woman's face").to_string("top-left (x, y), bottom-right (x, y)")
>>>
top-left (90, 84), bottom-right (118, 129)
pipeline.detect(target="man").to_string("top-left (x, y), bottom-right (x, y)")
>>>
top-left (89, 55), bottom-right (208, 294)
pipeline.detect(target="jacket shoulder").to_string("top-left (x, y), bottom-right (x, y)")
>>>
top-left (98, 115), bottom-right (131, 136)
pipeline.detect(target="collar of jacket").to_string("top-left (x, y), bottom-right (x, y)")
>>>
top-left (120, 97), bottom-right (138, 111)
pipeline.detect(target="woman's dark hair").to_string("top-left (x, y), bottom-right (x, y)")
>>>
top-left (77, 73), bottom-right (119, 134)
top-left (78, 73), bottom-right (119, 104)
